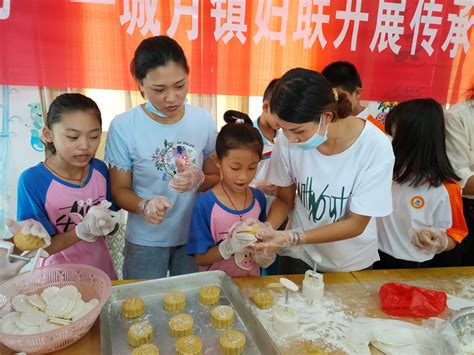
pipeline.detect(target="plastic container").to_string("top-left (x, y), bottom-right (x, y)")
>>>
top-left (0, 264), bottom-right (112, 353)
top-left (272, 305), bottom-right (298, 336)
top-left (302, 270), bottom-right (324, 302)
top-left (448, 306), bottom-right (474, 352)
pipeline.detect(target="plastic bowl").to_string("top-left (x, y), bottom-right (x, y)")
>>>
top-left (448, 306), bottom-right (474, 351)
top-left (0, 264), bottom-right (111, 353)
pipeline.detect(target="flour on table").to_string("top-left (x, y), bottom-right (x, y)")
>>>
top-left (455, 278), bottom-right (474, 300)
top-left (251, 291), bottom-right (353, 353)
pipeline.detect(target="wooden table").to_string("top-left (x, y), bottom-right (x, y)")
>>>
top-left (1, 268), bottom-right (472, 354)
top-left (351, 266), bottom-right (474, 324)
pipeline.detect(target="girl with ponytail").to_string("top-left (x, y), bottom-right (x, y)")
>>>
top-left (187, 112), bottom-right (270, 276)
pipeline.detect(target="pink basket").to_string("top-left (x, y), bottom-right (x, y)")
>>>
top-left (0, 264), bottom-right (111, 354)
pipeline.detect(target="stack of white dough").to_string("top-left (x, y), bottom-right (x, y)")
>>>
top-left (0, 285), bottom-right (98, 335)
top-left (345, 317), bottom-right (462, 355)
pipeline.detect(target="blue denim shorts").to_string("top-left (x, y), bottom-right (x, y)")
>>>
top-left (123, 240), bottom-right (198, 279)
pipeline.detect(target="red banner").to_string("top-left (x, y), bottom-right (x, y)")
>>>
top-left (0, 0), bottom-right (472, 103)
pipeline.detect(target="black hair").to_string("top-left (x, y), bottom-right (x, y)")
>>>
top-left (45, 93), bottom-right (102, 155)
top-left (385, 98), bottom-right (460, 187)
top-left (270, 68), bottom-right (352, 123)
top-left (321, 61), bottom-right (362, 93)
top-left (263, 78), bottom-right (279, 102)
top-left (216, 110), bottom-right (264, 159)
top-left (130, 36), bottom-right (189, 83)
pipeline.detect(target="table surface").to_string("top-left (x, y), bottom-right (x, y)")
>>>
top-left (1, 267), bottom-right (472, 354)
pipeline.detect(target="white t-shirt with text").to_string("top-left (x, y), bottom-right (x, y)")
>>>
top-left (267, 121), bottom-right (394, 271)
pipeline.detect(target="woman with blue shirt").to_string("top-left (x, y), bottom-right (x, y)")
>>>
top-left (105, 36), bottom-right (219, 279)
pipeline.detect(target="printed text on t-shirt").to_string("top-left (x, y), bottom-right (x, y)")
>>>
top-left (296, 177), bottom-right (350, 223)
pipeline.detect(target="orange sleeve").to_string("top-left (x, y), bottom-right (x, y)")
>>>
top-left (366, 114), bottom-right (387, 134)
top-left (443, 182), bottom-right (469, 243)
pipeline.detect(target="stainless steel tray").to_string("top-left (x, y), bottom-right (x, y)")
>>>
top-left (100, 270), bottom-right (279, 354)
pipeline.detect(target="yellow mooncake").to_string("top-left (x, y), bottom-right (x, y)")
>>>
top-left (169, 313), bottom-right (193, 337)
top-left (175, 335), bottom-right (203, 355)
top-left (128, 321), bottom-right (153, 347)
top-left (13, 232), bottom-right (45, 251)
top-left (210, 305), bottom-right (234, 329)
top-left (131, 343), bottom-right (160, 355)
top-left (163, 291), bottom-right (186, 312)
top-left (122, 297), bottom-right (145, 319)
top-left (251, 290), bottom-right (274, 309)
top-left (198, 286), bottom-right (221, 305)
top-left (220, 330), bottom-right (246, 355)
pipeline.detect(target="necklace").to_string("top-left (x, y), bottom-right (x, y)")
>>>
top-left (44, 159), bottom-right (86, 187)
top-left (221, 182), bottom-right (248, 221)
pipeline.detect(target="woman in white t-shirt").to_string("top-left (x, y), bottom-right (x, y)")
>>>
top-left (249, 68), bottom-right (394, 273)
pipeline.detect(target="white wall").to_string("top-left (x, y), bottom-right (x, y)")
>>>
top-left (1, 86), bottom-right (44, 237)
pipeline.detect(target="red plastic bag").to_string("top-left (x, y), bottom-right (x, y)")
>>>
top-left (379, 282), bottom-right (447, 317)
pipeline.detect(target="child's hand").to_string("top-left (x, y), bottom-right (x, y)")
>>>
top-left (218, 233), bottom-right (257, 260)
top-left (76, 200), bottom-right (119, 242)
top-left (410, 227), bottom-right (449, 254)
top-left (137, 196), bottom-right (172, 224)
top-left (169, 159), bottom-right (205, 193)
top-left (5, 218), bottom-right (51, 248)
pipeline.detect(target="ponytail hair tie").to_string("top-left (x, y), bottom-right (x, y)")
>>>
top-left (224, 110), bottom-right (251, 125)
top-left (333, 88), bottom-right (339, 102)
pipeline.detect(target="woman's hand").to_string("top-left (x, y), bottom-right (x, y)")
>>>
top-left (252, 249), bottom-right (277, 268)
top-left (249, 227), bottom-right (305, 255)
top-left (137, 196), bottom-right (172, 225)
top-left (169, 159), bottom-right (205, 192)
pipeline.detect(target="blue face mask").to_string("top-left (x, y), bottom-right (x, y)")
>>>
top-left (145, 97), bottom-right (188, 118)
top-left (294, 116), bottom-right (329, 150)
top-left (145, 101), bottom-right (168, 118)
